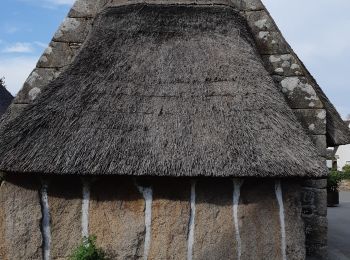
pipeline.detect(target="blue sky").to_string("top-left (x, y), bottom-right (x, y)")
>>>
top-left (0, 0), bottom-right (349, 118)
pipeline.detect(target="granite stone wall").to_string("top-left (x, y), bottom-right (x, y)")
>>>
top-left (0, 175), bottom-right (306, 260)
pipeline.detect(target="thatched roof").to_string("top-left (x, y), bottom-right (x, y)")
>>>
top-left (0, 86), bottom-right (13, 118)
top-left (0, 5), bottom-right (327, 177)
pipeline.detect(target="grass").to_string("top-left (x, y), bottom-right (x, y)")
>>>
top-left (70, 236), bottom-right (108, 260)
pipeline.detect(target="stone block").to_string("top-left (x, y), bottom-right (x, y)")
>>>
top-left (279, 77), bottom-right (323, 109)
top-left (293, 109), bottom-right (327, 135)
top-left (304, 216), bottom-right (327, 245)
top-left (53, 17), bottom-right (93, 43)
top-left (308, 135), bottom-right (327, 158)
top-left (303, 179), bottom-right (327, 189)
top-left (240, 0), bottom-right (264, 10)
top-left (301, 187), bottom-right (327, 216)
top-left (15, 68), bottom-right (61, 103)
top-left (68, 0), bottom-right (108, 18)
top-left (262, 54), bottom-right (303, 76)
top-left (0, 176), bottom-right (42, 260)
top-left (301, 188), bottom-right (315, 206)
top-left (306, 246), bottom-right (328, 260)
top-left (313, 189), bottom-right (327, 217)
top-left (245, 10), bottom-right (276, 34)
top-left (193, 178), bottom-right (236, 260)
top-left (48, 177), bottom-right (82, 259)
top-left (148, 178), bottom-right (190, 260)
top-left (253, 31), bottom-right (289, 54)
top-left (89, 177), bottom-right (145, 259)
top-left (37, 41), bottom-right (80, 68)
top-left (302, 206), bottom-right (314, 216)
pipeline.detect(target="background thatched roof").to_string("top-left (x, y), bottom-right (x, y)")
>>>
top-left (0, 85), bottom-right (13, 119)
top-left (0, 5), bottom-right (327, 177)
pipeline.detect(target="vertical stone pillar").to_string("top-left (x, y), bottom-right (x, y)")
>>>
top-left (302, 180), bottom-right (328, 259)
top-left (302, 136), bottom-right (328, 260)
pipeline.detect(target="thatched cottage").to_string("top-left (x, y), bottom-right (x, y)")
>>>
top-left (0, 1), bottom-right (349, 260)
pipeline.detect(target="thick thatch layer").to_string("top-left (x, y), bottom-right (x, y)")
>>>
top-left (0, 5), bottom-right (327, 177)
top-left (0, 86), bottom-right (13, 118)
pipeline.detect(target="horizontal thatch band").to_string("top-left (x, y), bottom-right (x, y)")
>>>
top-left (0, 4), bottom-right (327, 177)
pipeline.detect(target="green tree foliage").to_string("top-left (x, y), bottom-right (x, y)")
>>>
top-left (343, 164), bottom-right (350, 173)
top-left (70, 236), bottom-right (108, 260)
top-left (327, 171), bottom-right (343, 192)
top-left (0, 77), bottom-right (5, 88)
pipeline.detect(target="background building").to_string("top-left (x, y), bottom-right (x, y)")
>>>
top-left (336, 120), bottom-right (350, 170)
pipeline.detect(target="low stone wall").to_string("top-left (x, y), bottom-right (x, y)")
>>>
top-left (0, 175), bottom-right (306, 260)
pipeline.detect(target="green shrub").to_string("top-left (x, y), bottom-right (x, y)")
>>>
top-left (343, 164), bottom-right (350, 173)
top-left (327, 171), bottom-right (343, 192)
top-left (70, 236), bottom-right (107, 260)
top-left (338, 171), bottom-right (350, 180)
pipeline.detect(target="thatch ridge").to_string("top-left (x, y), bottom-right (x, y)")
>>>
top-left (0, 4), bottom-right (327, 177)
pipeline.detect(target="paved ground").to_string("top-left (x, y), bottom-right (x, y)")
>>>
top-left (328, 191), bottom-right (350, 260)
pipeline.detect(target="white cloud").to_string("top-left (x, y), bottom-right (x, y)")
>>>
top-left (2, 42), bottom-right (34, 54)
top-left (0, 56), bottom-right (38, 96)
top-left (4, 26), bottom-right (19, 34)
top-left (34, 41), bottom-right (49, 49)
top-left (47, 0), bottom-right (75, 5)
top-left (20, 0), bottom-right (75, 8)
